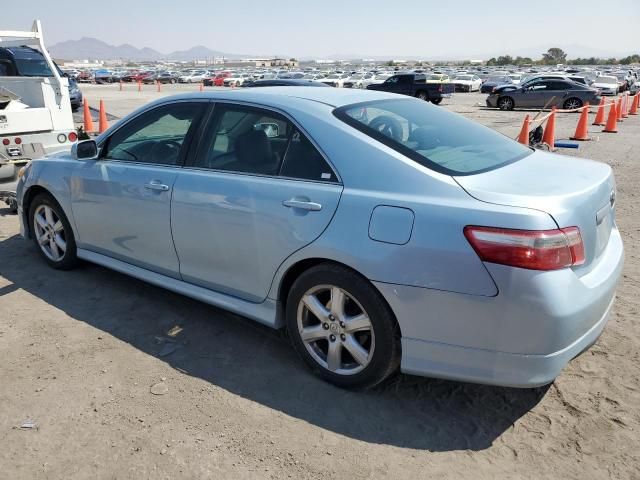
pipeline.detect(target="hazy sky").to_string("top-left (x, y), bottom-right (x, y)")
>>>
top-left (5, 0), bottom-right (639, 58)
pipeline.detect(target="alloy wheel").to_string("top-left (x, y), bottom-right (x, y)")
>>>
top-left (33, 205), bottom-right (66, 261)
top-left (297, 285), bottom-right (375, 375)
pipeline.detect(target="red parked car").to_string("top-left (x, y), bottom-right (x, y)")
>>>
top-left (203, 71), bottom-right (231, 86)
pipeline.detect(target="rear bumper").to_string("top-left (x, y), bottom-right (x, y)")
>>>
top-left (399, 297), bottom-right (612, 388)
top-left (374, 226), bottom-right (623, 387)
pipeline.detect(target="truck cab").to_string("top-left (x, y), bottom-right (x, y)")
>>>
top-left (1, 20), bottom-right (77, 210)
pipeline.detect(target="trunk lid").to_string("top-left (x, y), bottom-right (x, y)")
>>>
top-left (455, 150), bottom-right (616, 274)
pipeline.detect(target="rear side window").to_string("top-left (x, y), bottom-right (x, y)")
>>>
top-left (281, 130), bottom-right (336, 182)
top-left (334, 98), bottom-right (531, 176)
top-left (195, 104), bottom-right (337, 182)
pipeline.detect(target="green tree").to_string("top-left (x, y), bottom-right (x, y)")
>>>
top-left (496, 55), bottom-right (514, 66)
top-left (541, 48), bottom-right (567, 65)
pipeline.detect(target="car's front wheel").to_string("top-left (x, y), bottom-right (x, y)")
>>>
top-left (563, 98), bottom-right (583, 110)
top-left (498, 96), bottom-right (515, 110)
top-left (286, 264), bottom-right (400, 389)
top-left (28, 193), bottom-right (79, 270)
top-left (415, 90), bottom-right (428, 101)
top-left (431, 98), bottom-right (443, 105)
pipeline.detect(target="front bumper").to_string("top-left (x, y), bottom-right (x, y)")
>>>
top-left (374, 227), bottom-right (623, 388)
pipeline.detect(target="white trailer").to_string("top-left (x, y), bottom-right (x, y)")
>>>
top-left (1, 20), bottom-right (76, 209)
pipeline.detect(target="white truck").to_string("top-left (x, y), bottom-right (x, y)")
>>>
top-left (0, 20), bottom-right (77, 210)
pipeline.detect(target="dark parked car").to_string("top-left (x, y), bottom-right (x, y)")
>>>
top-left (480, 76), bottom-right (513, 94)
top-left (242, 79), bottom-right (330, 88)
top-left (143, 71), bottom-right (179, 84)
top-left (0, 46), bottom-right (82, 111)
top-left (366, 73), bottom-right (454, 104)
top-left (486, 79), bottom-right (600, 111)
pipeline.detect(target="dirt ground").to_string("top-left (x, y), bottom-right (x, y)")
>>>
top-left (1, 86), bottom-right (639, 479)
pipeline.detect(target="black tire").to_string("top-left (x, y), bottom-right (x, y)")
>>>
top-left (28, 193), bottom-right (79, 270)
top-left (286, 263), bottom-right (401, 389)
top-left (563, 98), bottom-right (583, 110)
top-left (498, 96), bottom-right (515, 111)
top-left (171, 79), bottom-right (177, 84)
top-left (431, 98), bottom-right (443, 105)
top-left (415, 90), bottom-right (429, 101)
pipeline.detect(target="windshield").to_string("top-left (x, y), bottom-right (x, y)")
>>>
top-left (334, 99), bottom-right (531, 175)
top-left (428, 75), bottom-right (443, 80)
top-left (455, 75), bottom-right (472, 80)
top-left (14, 58), bottom-right (54, 77)
top-left (487, 76), bottom-right (507, 82)
top-left (598, 77), bottom-right (618, 84)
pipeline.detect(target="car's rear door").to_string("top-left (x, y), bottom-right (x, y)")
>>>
top-left (171, 102), bottom-right (343, 302)
top-left (70, 100), bottom-right (207, 278)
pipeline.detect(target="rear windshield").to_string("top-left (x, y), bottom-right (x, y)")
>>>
top-left (333, 99), bottom-right (532, 175)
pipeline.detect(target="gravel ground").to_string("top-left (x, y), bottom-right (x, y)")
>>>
top-left (1, 85), bottom-right (638, 479)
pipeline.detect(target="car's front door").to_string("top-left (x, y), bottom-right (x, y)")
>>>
top-left (171, 103), bottom-right (343, 302)
top-left (70, 101), bottom-right (206, 278)
top-left (518, 80), bottom-right (548, 108)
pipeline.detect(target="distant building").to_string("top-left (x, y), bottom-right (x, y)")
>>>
top-left (251, 58), bottom-right (299, 67)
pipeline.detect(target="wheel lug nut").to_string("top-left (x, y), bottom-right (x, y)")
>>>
top-left (330, 334), bottom-right (336, 342)
top-left (322, 323), bottom-right (329, 330)
top-left (329, 315), bottom-right (335, 321)
top-left (339, 321), bottom-right (345, 328)
top-left (340, 334), bottom-right (346, 341)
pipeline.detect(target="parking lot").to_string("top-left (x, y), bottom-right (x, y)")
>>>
top-left (1, 82), bottom-right (638, 479)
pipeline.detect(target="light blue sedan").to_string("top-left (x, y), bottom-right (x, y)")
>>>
top-left (15, 88), bottom-right (623, 389)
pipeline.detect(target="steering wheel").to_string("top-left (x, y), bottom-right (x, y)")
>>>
top-left (408, 127), bottom-right (441, 150)
top-left (368, 115), bottom-right (403, 142)
top-left (149, 139), bottom-right (181, 164)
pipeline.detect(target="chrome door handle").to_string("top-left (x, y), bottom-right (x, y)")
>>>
top-left (282, 199), bottom-right (322, 211)
top-left (144, 181), bottom-right (170, 192)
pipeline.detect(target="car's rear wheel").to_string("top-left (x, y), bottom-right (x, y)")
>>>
top-left (415, 90), bottom-right (428, 101)
top-left (286, 264), bottom-right (401, 389)
top-left (431, 98), bottom-right (443, 105)
top-left (498, 96), bottom-right (515, 110)
top-left (563, 98), bottom-right (583, 110)
top-left (28, 193), bottom-right (79, 270)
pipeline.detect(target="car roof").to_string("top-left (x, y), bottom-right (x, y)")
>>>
top-left (158, 87), bottom-right (400, 108)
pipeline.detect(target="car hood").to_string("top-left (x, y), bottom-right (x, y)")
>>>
top-left (454, 149), bottom-right (616, 274)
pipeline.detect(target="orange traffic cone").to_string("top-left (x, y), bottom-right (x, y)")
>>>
top-left (571, 103), bottom-right (591, 141)
top-left (542, 107), bottom-right (556, 149)
top-left (98, 100), bottom-right (109, 134)
top-left (593, 97), bottom-right (606, 125)
top-left (157, 80), bottom-right (161, 92)
top-left (83, 99), bottom-right (94, 133)
top-left (199, 82), bottom-right (203, 92)
top-left (621, 94), bottom-right (629, 118)
top-left (603, 102), bottom-right (618, 133)
top-left (517, 115), bottom-right (530, 145)
top-left (630, 94), bottom-right (639, 115)
top-left (137, 80), bottom-right (142, 92)
top-left (616, 98), bottom-right (623, 122)
top-left (119, 81), bottom-right (123, 91)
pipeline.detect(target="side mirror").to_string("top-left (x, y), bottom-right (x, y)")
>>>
top-left (254, 122), bottom-right (279, 138)
top-left (72, 140), bottom-right (99, 160)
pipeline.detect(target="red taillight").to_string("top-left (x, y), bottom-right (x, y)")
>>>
top-left (68, 131), bottom-right (78, 142)
top-left (14, 137), bottom-right (22, 145)
top-left (2, 138), bottom-right (9, 146)
top-left (464, 226), bottom-right (585, 271)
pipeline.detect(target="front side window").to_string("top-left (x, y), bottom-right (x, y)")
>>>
top-left (195, 104), bottom-right (337, 182)
top-left (102, 102), bottom-right (204, 165)
top-left (334, 98), bottom-right (531, 176)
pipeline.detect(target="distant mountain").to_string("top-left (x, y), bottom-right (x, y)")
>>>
top-left (49, 37), bottom-right (252, 61)
top-left (50, 37), bottom-right (163, 60)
